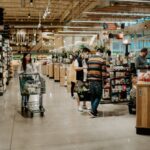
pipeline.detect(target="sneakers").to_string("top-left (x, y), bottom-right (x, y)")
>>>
top-left (88, 111), bottom-right (97, 118)
top-left (82, 105), bottom-right (87, 110)
top-left (71, 96), bottom-right (76, 99)
top-left (78, 107), bottom-right (83, 112)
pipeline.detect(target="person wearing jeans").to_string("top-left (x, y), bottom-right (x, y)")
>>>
top-left (89, 81), bottom-right (102, 116)
top-left (87, 48), bottom-right (106, 117)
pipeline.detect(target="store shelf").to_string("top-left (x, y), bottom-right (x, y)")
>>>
top-left (110, 76), bottom-right (130, 80)
top-left (111, 83), bottom-right (130, 86)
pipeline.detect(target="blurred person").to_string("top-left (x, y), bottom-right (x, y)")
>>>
top-left (135, 48), bottom-right (148, 69)
top-left (106, 50), bottom-right (112, 63)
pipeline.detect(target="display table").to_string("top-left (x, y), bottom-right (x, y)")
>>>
top-left (42, 65), bottom-right (46, 75)
top-left (60, 64), bottom-right (66, 86)
top-left (45, 65), bottom-right (49, 77)
top-left (136, 83), bottom-right (150, 135)
top-left (54, 63), bottom-right (60, 82)
top-left (48, 63), bottom-right (54, 79)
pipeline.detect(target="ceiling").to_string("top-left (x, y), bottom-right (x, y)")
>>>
top-left (0, 0), bottom-right (149, 27)
top-left (0, 0), bottom-right (150, 52)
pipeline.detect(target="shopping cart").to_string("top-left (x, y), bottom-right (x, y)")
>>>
top-left (19, 73), bottom-right (45, 117)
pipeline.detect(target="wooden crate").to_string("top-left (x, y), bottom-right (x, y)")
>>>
top-left (60, 66), bottom-right (66, 78)
top-left (42, 65), bottom-right (46, 75)
top-left (136, 83), bottom-right (150, 135)
top-left (54, 63), bottom-right (60, 81)
top-left (45, 65), bottom-right (49, 76)
top-left (48, 63), bottom-right (54, 78)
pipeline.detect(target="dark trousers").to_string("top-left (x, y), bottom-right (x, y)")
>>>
top-left (89, 81), bottom-right (102, 115)
top-left (71, 82), bottom-right (75, 97)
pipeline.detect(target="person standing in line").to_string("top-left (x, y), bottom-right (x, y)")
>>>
top-left (106, 50), bottom-right (112, 63)
top-left (135, 48), bottom-right (148, 69)
top-left (74, 48), bottom-right (90, 111)
top-left (87, 48), bottom-right (106, 117)
top-left (69, 55), bottom-right (77, 99)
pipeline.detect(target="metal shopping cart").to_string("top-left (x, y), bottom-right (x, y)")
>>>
top-left (19, 73), bottom-right (45, 117)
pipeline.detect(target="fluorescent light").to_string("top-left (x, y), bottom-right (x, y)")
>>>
top-left (111, 0), bottom-right (150, 3)
top-left (58, 30), bottom-right (100, 34)
top-left (55, 34), bottom-right (96, 36)
top-left (123, 39), bottom-right (129, 44)
top-left (84, 12), bottom-right (150, 17)
top-left (71, 20), bottom-right (137, 24)
top-left (28, 13), bottom-right (31, 19)
top-left (30, 0), bottom-right (33, 6)
top-left (13, 25), bottom-right (103, 29)
top-left (64, 26), bottom-right (103, 29)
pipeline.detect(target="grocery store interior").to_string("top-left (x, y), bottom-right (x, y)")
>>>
top-left (0, 0), bottom-right (150, 150)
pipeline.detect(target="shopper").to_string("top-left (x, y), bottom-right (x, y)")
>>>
top-left (21, 53), bottom-right (35, 73)
top-left (87, 48), bottom-right (106, 117)
top-left (106, 50), bottom-right (112, 63)
top-left (135, 48), bottom-right (148, 69)
top-left (69, 55), bottom-right (77, 98)
top-left (74, 48), bottom-right (90, 111)
top-left (21, 53), bottom-right (35, 110)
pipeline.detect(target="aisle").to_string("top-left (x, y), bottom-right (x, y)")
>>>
top-left (0, 78), bottom-right (150, 150)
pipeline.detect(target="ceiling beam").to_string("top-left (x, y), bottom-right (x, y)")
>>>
top-left (60, 1), bottom-right (79, 22)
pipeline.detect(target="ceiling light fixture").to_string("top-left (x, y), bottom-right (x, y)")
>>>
top-left (38, 12), bottom-right (41, 28)
top-left (55, 34), bottom-right (96, 37)
top-left (58, 31), bottom-right (100, 34)
top-left (28, 13), bottom-right (31, 19)
top-left (43, 0), bottom-right (51, 19)
top-left (30, 0), bottom-right (33, 6)
top-left (64, 26), bottom-right (103, 29)
top-left (110, 0), bottom-right (150, 3)
top-left (71, 20), bottom-right (137, 24)
top-left (13, 25), bottom-right (103, 29)
top-left (83, 12), bottom-right (150, 17)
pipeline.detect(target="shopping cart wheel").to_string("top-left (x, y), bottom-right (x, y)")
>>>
top-left (30, 112), bottom-right (34, 118)
top-left (40, 112), bottom-right (44, 117)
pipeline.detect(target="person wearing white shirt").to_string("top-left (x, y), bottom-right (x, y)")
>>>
top-left (74, 48), bottom-right (90, 112)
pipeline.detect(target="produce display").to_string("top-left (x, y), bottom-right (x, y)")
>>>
top-left (138, 72), bottom-right (150, 83)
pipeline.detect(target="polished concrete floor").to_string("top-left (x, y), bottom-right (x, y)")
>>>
top-left (0, 77), bottom-right (150, 150)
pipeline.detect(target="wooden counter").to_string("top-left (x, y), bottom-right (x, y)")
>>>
top-left (136, 83), bottom-right (150, 135)
top-left (54, 63), bottom-right (60, 82)
top-left (48, 63), bottom-right (54, 78)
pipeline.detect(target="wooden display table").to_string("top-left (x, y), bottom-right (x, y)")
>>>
top-left (42, 65), bottom-right (47, 75)
top-left (54, 63), bottom-right (60, 82)
top-left (48, 63), bottom-right (54, 79)
top-left (136, 83), bottom-right (150, 135)
top-left (60, 65), bottom-right (65, 86)
top-left (45, 65), bottom-right (49, 77)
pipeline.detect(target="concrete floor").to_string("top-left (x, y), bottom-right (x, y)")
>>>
top-left (0, 78), bottom-right (150, 150)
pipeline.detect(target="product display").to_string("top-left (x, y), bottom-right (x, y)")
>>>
top-left (0, 31), bottom-right (12, 95)
top-left (110, 65), bottom-right (131, 102)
